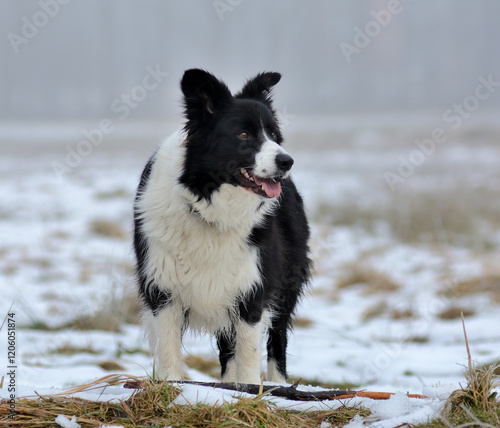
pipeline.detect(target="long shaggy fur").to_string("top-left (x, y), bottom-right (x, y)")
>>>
top-left (134, 69), bottom-right (311, 384)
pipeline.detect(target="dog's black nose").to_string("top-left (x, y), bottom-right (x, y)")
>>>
top-left (275, 153), bottom-right (294, 172)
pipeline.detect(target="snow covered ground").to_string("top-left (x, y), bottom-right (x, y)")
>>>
top-left (1, 115), bottom-right (500, 426)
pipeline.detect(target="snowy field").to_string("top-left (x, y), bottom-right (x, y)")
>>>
top-left (1, 114), bottom-right (500, 426)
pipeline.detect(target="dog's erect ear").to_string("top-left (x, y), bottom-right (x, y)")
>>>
top-left (235, 72), bottom-right (281, 105)
top-left (181, 69), bottom-right (232, 117)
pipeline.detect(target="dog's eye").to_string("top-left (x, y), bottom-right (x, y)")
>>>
top-left (271, 132), bottom-right (277, 140)
top-left (238, 132), bottom-right (249, 140)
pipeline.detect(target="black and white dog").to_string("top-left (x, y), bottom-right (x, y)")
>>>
top-left (134, 69), bottom-right (311, 384)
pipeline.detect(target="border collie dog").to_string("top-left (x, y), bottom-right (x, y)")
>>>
top-left (134, 69), bottom-right (311, 384)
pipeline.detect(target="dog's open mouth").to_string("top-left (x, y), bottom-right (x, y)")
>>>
top-left (236, 168), bottom-right (282, 198)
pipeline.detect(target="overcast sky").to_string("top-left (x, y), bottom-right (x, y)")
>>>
top-left (1, 1), bottom-right (500, 120)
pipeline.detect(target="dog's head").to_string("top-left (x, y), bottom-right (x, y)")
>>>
top-left (180, 69), bottom-right (293, 200)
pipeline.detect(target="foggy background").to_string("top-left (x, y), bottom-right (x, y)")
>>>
top-left (2, 0), bottom-right (500, 122)
top-left (2, 2), bottom-right (500, 409)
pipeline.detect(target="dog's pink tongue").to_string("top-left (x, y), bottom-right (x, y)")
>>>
top-left (254, 177), bottom-right (281, 198)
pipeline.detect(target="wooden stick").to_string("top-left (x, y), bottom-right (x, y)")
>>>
top-left (123, 379), bottom-right (428, 401)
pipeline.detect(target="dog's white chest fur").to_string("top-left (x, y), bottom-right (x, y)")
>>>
top-left (137, 132), bottom-right (276, 332)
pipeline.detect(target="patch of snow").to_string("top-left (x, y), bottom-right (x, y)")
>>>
top-left (345, 414), bottom-right (366, 428)
top-left (2, 120), bottom-right (500, 426)
top-left (365, 392), bottom-right (445, 427)
top-left (55, 415), bottom-right (81, 428)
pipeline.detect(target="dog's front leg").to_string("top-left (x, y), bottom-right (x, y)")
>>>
top-left (232, 318), bottom-right (266, 384)
top-left (150, 302), bottom-right (186, 381)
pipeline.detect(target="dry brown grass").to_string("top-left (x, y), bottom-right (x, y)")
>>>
top-left (19, 256), bottom-right (52, 269)
top-left (292, 316), bottom-right (315, 328)
top-left (89, 219), bottom-right (127, 239)
top-left (438, 306), bottom-right (476, 320)
top-left (0, 377), bottom-right (179, 427)
top-left (313, 185), bottom-right (500, 247)
top-left (337, 264), bottom-right (400, 295)
top-left (185, 355), bottom-right (221, 379)
top-left (403, 335), bottom-right (430, 344)
top-left (2, 264), bottom-right (18, 276)
top-left (419, 316), bottom-right (500, 427)
top-left (48, 342), bottom-right (99, 356)
top-left (66, 277), bottom-right (141, 332)
top-left (391, 307), bottom-right (415, 319)
top-left (0, 376), bottom-right (369, 427)
top-left (441, 275), bottom-right (500, 303)
top-left (97, 361), bottom-right (126, 372)
top-left (481, 362), bottom-right (500, 377)
top-left (441, 362), bottom-right (500, 427)
top-left (361, 301), bottom-right (415, 321)
top-left (94, 188), bottom-right (130, 200)
top-left (362, 300), bottom-right (388, 321)
top-left (65, 311), bottom-right (126, 333)
top-left (77, 261), bottom-right (93, 283)
top-left (25, 281), bottom-right (141, 332)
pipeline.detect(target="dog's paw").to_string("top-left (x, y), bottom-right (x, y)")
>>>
top-left (156, 365), bottom-right (187, 382)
